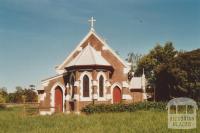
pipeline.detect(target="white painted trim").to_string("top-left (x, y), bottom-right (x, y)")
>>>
top-left (77, 47), bottom-right (82, 51)
top-left (42, 81), bottom-right (49, 87)
top-left (122, 81), bottom-right (129, 88)
top-left (93, 31), bottom-right (128, 67)
top-left (96, 72), bottom-right (107, 101)
top-left (56, 30), bottom-right (94, 70)
top-left (39, 93), bottom-right (46, 101)
top-left (75, 111), bottom-right (80, 115)
top-left (123, 67), bottom-right (130, 74)
top-left (50, 82), bottom-right (65, 113)
top-left (143, 93), bottom-right (147, 100)
top-left (65, 94), bottom-right (71, 100)
top-left (56, 69), bottom-right (66, 74)
top-left (92, 94), bottom-right (98, 100)
top-left (39, 111), bottom-right (53, 115)
top-left (110, 82), bottom-right (122, 104)
top-left (41, 74), bottom-right (63, 84)
top-left (106, 94), bottom-right (112, 100)
top-left (56, 30), bottom-right (129, 71)
top-left (65, 111), bottom-right (71, 114)
top-left (74, 94), bottom-right (79, 100)
top-left (105, 80), bottom-right (111, 87)
top-left (66, 83), bottom-right (69, 87)
top-left (122, 94), bottom-right (132, 100)
top-left (102, 46), bottom-right (108, 50)
top-left (79, 71), bottom-right (93, 101)
top-left (92, 80), bottom-right (98, 86)
top-left (74, 81), bottom-right (80, 87)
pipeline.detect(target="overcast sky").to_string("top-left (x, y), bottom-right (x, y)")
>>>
top-left (0, 0), bottom-right (199, 92)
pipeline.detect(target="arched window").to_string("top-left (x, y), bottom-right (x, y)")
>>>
top-left (83, 75), bottom-right (89, 97)
top-left (99, 75), bottom-right (104, 97)
top-left (70, 76), bottom-right (75, 98)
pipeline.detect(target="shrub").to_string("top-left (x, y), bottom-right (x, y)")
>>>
top-left (81, 102), bottom-right (167, 114)
top-left (0, 104), bottom-right (6, 110)
top-left (0, 94), bottom-right (6, 110)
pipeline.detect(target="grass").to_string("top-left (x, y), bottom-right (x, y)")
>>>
top-left (0, 107), bottom-right (199, 133)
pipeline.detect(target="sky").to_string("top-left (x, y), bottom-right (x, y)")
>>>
top-left (0, 0), bottom-right (199, 92)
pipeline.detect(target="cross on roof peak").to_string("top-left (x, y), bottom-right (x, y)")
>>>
top-left (88, 17), bottom-right (96, 31)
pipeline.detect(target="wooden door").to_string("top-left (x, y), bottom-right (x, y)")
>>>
top-left (55, 86), bottom-right (63, 112)
top-left (113, 86), bottom-right (121, 104)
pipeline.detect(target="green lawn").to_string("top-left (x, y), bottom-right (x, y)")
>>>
top-left (0, 107), bottom-right (199, 133)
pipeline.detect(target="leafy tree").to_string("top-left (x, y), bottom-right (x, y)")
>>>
top-left (126, 52), bottom-right (142, 80)
top-left (167, 49), bottom-right (200, 100)
top-left (24, 88), bottom-right (38, 102)
top-left (7, 86), bottom-right (38, 103)
top-left (136, 42), bottom-right (200, 101)
top-left (0, 87), bottom-right (8, 103)
top-left (0, 93), bottom-right (6, 109)
top-left (126, 52), bottom-right (142, 72)
top-left (135, 42), bottom-right (177, 101)
top-left (14, 86), bottom-right (25, 103)
top-left (0, 94), bottom-right (5, 103)
top-left (7, 93), bottom-right (16, 103)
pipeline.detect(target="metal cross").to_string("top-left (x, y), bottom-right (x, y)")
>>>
top-left (88, 17), bottom-right (96, 30)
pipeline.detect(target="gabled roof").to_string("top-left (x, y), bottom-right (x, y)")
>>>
top-left (56, 30), bottom-right (128, 71)
top-left (67, 44), bottom-right (111, 67)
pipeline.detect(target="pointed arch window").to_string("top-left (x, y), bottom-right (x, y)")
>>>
top-left (70, 76), bottom-right (75, 99)
top-left (83, 75), bottom-right (89, 97)
top-left (99, 75), bottom-right (104, 97)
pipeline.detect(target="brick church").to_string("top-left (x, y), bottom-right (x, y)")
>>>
top-left (37, 17), bottom-right (147, 115)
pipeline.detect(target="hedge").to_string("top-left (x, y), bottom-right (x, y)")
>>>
top-left (81, 102), bottom-right (167, 114)
top-left (0, 104), bottom-right (6, 110)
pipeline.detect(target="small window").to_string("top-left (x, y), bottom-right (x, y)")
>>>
top-left (187, 105), bottom-right (194, 114)
top-left (83, 75), bottom-right (89, 97)
top-left (178, 105), bottom-right (186, 114)
top-left (170, 105), bottom-right (176, 114)
top-left (99, 75), bottom-right (104, 97)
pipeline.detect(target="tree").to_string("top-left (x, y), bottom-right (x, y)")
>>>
top-left (0, 87), bottom-right (8, 103)
top-left (135, 42), bottom-right (177, 101)
top-left (126, 52), bottom-right (142, 72)
top-left (126, 52), bottom-right (143, 80)
top-left (14, 86), bottom-right (25, 103)
top-left (0, 93), bottom-right (6, 109)
top-left (7, 93), bottom-right (16, 103)
top-left (136, 41), bottom-right (200, 101)
top-left (167, 49), bottom-right (200, 100)
top-left (6, 86), bottom-right (37, 103)
top-left (0, 94), bottom-right (5, 103)
top-left (0, 86), bottom-right (38, 103)
top-left (24, 88), bottom-right (38, 102)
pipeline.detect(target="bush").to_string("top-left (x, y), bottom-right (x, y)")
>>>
top-left (0, 94), bottom-right (6, 110)
top-left (82, 101), bottom-right (200, 114)
top-left (81, 102), bottom-right (167, 114)
top-left (0, 104), bottom-right (6, 110)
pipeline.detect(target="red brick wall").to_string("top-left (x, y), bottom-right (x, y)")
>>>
top-left (130, 89), bottom-right (144, 103)
top-left (39, 33), bottom-right (145, 113)
top-left (39, 76), bottom-right (65, 111)
top-left (61, 34), bottom-right (128, 83)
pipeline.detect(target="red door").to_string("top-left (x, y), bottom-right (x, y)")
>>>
top-left (113, 86), bottom-right (121, 104)
top-left (55, 86), bottom-right (63, 112)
